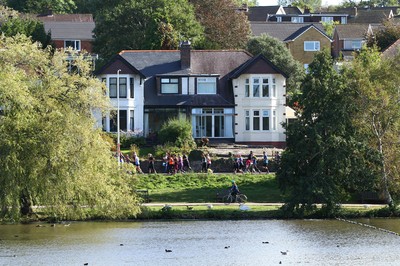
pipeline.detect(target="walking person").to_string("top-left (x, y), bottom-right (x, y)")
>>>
top-left (133, 152), bottom-right (143, 174)
top-left (206, 153), bottom-right (212, 172)
top-left (263, 151), bottom-right (270, 174)
top-left (148, 153), bottom-right (156, 174)
top-left (252, 154), bottom-right (261, 174)
top-left (182, 154), bottom-right (192, 172)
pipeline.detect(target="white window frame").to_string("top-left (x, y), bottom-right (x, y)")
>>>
top-left (277, 16), bottom-right (282, 22)
top-left (161, 78), bottom-right (179, 94)
top-left (341, 16), bottom-right (347, 24)
top-left (197, 77), bottom-right (217, 94)
top-left (304, 41), bottom-right (320, 51)
top-left (64, 40), bottom-right (81, 51)
top-left (245, 109), bottom-right (273, 131)
top-left (245, 78), bottom-right (250, 97)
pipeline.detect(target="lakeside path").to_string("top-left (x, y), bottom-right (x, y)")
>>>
top-left (141, 202), bottom-right (387, 208)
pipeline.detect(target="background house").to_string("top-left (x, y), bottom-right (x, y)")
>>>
top-left (332, 24), bottom-right (372, 60)
top-left (251, 23), bottom-right (331, 67)
top-left (35, 13), bottom-right (95, 53)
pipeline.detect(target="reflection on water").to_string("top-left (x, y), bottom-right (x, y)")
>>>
top-left (0, 219), bottom-right (399, 266)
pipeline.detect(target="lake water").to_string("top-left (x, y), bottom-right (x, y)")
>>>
top-left (0, 219), bottom-right (399, 266)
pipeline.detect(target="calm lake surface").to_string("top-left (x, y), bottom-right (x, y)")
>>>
top-left (0, 219), bottom-right (399, 266)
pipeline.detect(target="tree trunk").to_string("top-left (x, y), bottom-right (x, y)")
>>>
top-left (20, 190), bottom-right (32, 216)
top-left (378, 138), bottom-right (393, 207)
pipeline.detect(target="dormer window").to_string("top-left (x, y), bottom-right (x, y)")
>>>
top-left (291, 17), bottom-right (303, 23)
top-left (161, 78), bottom-right (179, 93)
top-left (64, 40), bottom-right (81, 51)
top-left (197, 77), bottom-right (217, 94)
top-left (321, 17), bottom-right (333, 23)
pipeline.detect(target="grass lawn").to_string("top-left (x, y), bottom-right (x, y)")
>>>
top-left (134, 173), bottom-right (283, 203)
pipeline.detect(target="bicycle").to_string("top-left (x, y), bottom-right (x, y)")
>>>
top-left (223, 192), bottom-right (247, 205)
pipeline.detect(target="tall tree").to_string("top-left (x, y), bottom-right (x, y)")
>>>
top-left (0, 35), bottom-right (140, 220)
top-left (190, 0), bottom-right (251, 49)
top-left (367, 19), bottom-right (400, 52)
top-left (0, 6), bottom-right (52, 48)
top-left (277, 50), bottom-right (377, 215)
top-left (344, 47), bottom-right (400, 206)
top-left (7, 0), bottom-right (76, 13)
top-left (246, 34), bottom-right (304, 100)
top-left (93, 0), bottom-right (203, 62)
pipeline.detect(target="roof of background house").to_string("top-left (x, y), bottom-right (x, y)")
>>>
top-left (250, 22), bottom-right (326, 41)
top-left (116, 50), bottom-right (253, 107)
top-left (382, 38), bottom-right (400, 58)
top-left (334, 24), bottom-right (371, 39)
top-left (283, 6), bottom-right (303, 14)
top-left (35, 13), bottom-right (94, 22)
top-left (33, 14), bottom-right (95, 40)
top-left (346, 9), bottom-right (393, 24)
top-left (285, 24), bottom-right (331, 42)
top-left (247, 6), bottom-right (283, 21)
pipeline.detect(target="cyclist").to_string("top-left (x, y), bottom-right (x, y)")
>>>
top-left (229, 180), bottom-right (240, 197)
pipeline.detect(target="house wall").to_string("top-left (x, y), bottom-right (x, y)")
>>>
top-left (96, 73), bottom-right (144, 134)
top-left (53, 39), bottom-right (93, 53)
top-left (232, 73), bottom-right (286, 146)
top-left (287, 28), bottom-right (331, 65)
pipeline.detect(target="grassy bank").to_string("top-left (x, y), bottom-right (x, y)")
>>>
top-left (134, 173), bottom-right (282, 203)
top-left (131, 173), bottom-right (400, 220)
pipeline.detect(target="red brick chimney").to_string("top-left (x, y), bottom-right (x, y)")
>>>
top-left (180, 41), bottom-right (191, 70)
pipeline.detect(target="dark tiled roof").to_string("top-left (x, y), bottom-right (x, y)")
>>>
top-left (29, 14), bottom-right (95, 40)
top-left (41, 21), bottom-right (95, 40)
top-left (285, 24), bottom-right (331, 42)
top-left (118, 50), bottom-right (253, 107)
top-left (247, 6), bottom-right (282, 21)
top-left (382, 38), bottom-right (400, 58)
top-left (230, 54), bottom-right (287, 78)
top-left (250, 22), bottom-right (325, 41)
top-left (334, 24), bottom-right (370, 39)
top-left (348, 9), bottom-right (393, 24)
top-left (35, 14), bottom-right (94, 22)
top-left (283, 6), bottom-right (302, 14)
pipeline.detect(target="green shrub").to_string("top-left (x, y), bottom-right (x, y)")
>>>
top-left (157, 117), bottom-right (197, 152)
top-left (105, 132), bottom-right (146, 149)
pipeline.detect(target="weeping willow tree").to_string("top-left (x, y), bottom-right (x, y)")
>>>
top-left (0, 34), bottom-right (140, 221)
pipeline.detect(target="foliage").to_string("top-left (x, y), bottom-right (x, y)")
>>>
top-left (191, 0), bottom-right (251, 50)
top-left (234, 0), bottom-right (258, 6)
top-left (322, 20), bottom-right (339, 38)
top-left (0, 35), bottom-right (140, 221)
top-left (93, 0), bottom-right (204, 62)
top-left (277, 50), bottom-right (378, 215)
top-left (0, 6), bottom-right (52, 48)
top-left (6, 0), bottom-right (76, 13)
top-left (279, 0), bottom-right (322, 11)
top-left (157, 117), bottom-right (197, 152)
top-left (343, 46), bottom-right (400, 206)
top-left (367, 19), bottom-right (400, 52)
top-left (0, 17), bottom-right (53, 48)
top-left (246, 34), bottom-right (305, 100)
top-left (104, 132), bottom-right (145, 149)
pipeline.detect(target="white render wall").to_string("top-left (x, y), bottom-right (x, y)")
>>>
top-left (232, 73), bottom-right (287, 143)
top-left (96, 73), bottom-right (144, 134)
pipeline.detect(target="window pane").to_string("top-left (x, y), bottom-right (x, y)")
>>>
top-left (253, 85), bottom-right (260, 97)
top-left (161, 83), bottom-right (179, 93)
top-left (245, 117), bottom-right (250, 130)
top-left (119, 78), bottom-right (127, 98)
top-left (109, 78), bottom-right (117, 98)
top-left (263, 116), bottom-right (269, 130)
top-left (245, 85), bottom-right (249, 97)
top-left (253, 117), bottom-right (260, 130)
top-left (130, 78), bottom-right (134, 98)
top-left (197, 78), bottom-right (216, 94)
top-left (262, 84), bottom-right (269, 97)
